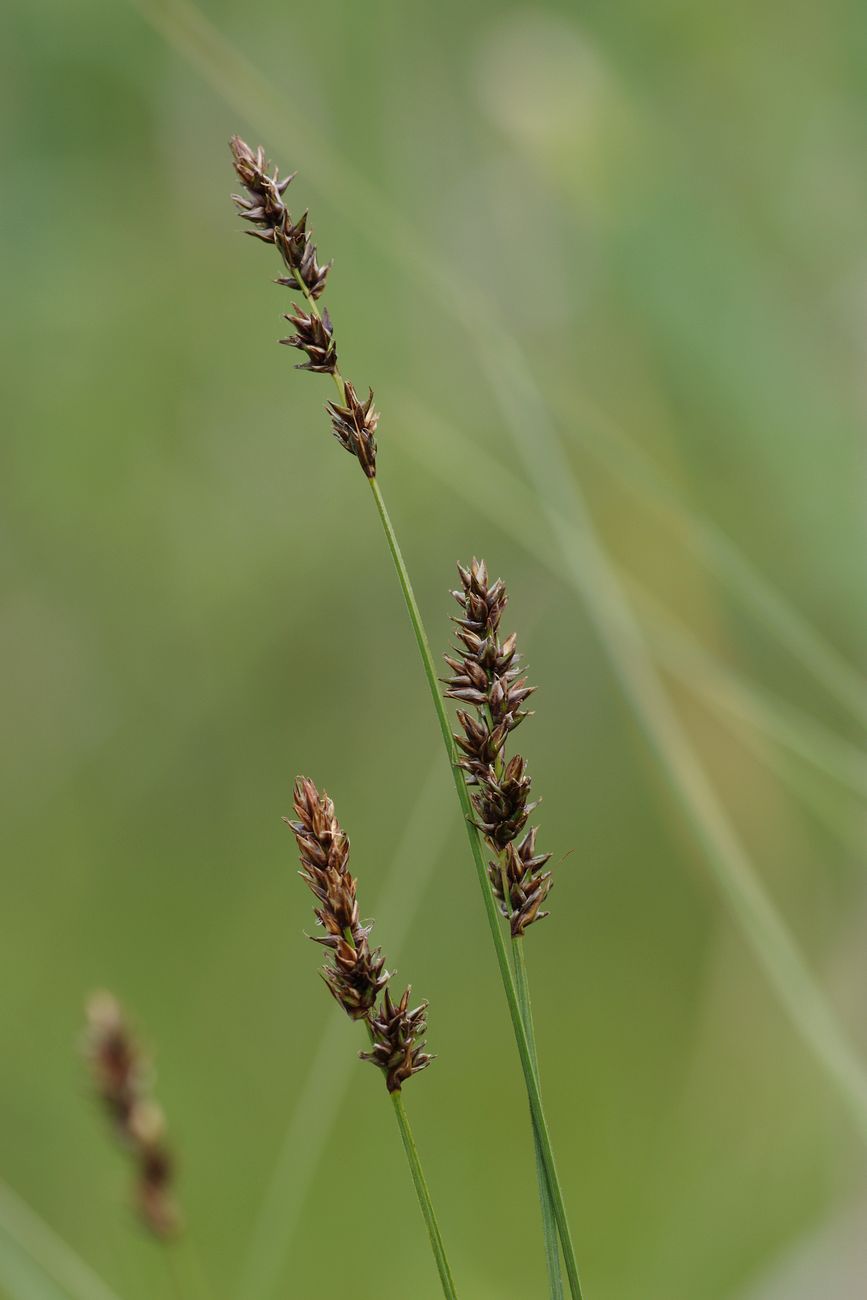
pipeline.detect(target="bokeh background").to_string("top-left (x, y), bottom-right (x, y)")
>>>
top-left (2, 1), bottom-right (866, 1297)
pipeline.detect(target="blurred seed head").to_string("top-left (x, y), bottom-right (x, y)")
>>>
top-left (83, 993), bottom-right (179, 1239)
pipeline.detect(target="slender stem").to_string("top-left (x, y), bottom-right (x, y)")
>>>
top-left (514, 938), bottom-right (563, 1300)
top-left (390, 1091), bottom-right (459, 1300)
top-left (343, 931), bottom-right (458, 1299)
top-left (368, 475), bottom-right (584, 1300)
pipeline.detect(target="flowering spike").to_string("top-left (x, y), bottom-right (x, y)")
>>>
top-left (444, 561), bottom-right (557, 934)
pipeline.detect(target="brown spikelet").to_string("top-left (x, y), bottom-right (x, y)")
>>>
top-left (83, 993), bottom-right (179, 1238)
top-left (443, 559), bottom-right (554, 935)
top-left (286, 777), bottom-right (433, 1088)
top-left (286, 777), bottom-right (389, 1020)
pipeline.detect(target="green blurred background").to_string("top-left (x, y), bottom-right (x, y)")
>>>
top-left (2, 0), bottom-right (866, 1297)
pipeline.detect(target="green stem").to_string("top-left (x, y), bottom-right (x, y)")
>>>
top-left (488, 686), bottom-right (562, 1297)
top-left (390, 1091), bottom-right (459, 1300)
top-left (514, 937), bottom-right (564, 1300)
top-left (346, 934), bottom-right (458, 1299)
top-left (368, 475), bottom-right (584, 1300)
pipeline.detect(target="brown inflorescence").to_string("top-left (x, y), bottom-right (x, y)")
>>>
top-left (444, 559), bottom-right (554, 936)
top-left (286, 777), bottom-right (432, 1091)
top-left (229, 137), bottom-right (378, 478)
top-left (83, 993), bottom-right (179, 1238)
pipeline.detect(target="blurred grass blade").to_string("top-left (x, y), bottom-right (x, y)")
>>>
top-left (0, 1181), bottom-right (123, 1300)
top-left (636, 617), bottom-right (866, 858)
top-left (562, 397), bottom-right (867, 730)
top-left (237, 755), bottom-right (451, 1300)
top-left (0, 1230), bottom-right (67, 1300)
top-left (393, 395), bottom-right (867, 1139)
top-left (623, 581), bottom-right (867, 804)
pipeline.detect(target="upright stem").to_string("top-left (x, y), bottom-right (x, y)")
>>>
top-left (390, 1091), bottom-right (459, 1300)
top-left (368, 476), bottom-right (584, 1300)
top-left (513, 938), bottom-right (563, 1299)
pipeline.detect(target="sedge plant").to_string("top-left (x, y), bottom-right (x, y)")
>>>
top-left (229, 136), bottom-right (583, 1298)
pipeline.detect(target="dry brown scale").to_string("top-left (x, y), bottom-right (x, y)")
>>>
top-left (229, 136), bottom-right (378, 478)
top-left (444, 559), bottom-right (555, 936)
top-left (83, 993), bottom-right (179, 1238)
top-left (286, 777), bottom-right (433, 1090)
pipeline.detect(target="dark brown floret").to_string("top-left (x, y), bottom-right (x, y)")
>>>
top-left (360, 987), bottom-right (434, 1093)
